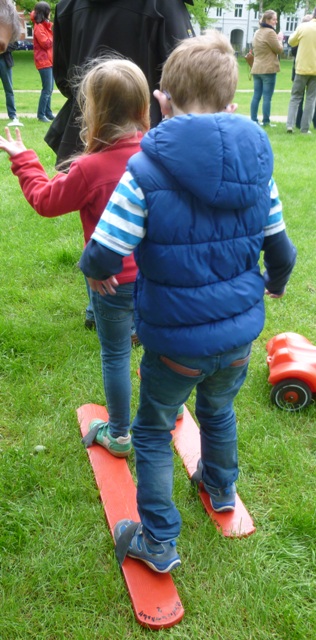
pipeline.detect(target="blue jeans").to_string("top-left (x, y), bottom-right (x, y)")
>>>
top-left (0, 56), bottom-right (16, 119)
top-left (84, 276), bottom-right (95, 323)
top-left (132, 344), bottom-right (251, 543)
top-left (251, 73), bottom-right (276, 125)
top-left (90, 283), bottom-right (134, 438)
top-left (37, 67), bottom-right (54, 119)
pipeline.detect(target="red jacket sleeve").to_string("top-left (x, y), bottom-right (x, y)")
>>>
top-left (10, 150), bottom-right (90, 217)
top-left (34, 22), bottom-right (53, 50)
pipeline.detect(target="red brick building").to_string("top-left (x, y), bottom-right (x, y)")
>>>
top-left (16, 5), bottom-right (33, 43)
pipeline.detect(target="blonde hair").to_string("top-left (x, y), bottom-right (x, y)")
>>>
top-left (77, 58), bottom-right (150, 155)
top-left (160, 33), bottom-right (238, 113)
top-left (260, 10), bottom-right (277, 24)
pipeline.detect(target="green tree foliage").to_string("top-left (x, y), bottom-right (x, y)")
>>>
top-left (17, 0), bottom-right (58, 19)
top-left (248, 0), bottom-right (303, 30)
top-left (186, 0), bottom-right (227, 31)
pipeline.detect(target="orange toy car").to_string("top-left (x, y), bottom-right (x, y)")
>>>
top-left (266, 332), bottom-right (316, 411)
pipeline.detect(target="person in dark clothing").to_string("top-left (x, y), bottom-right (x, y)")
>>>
top-left (0, 42), bottom-right (23, 126)
top-left (80, 33), bottom-right (296, 573)
top-left (0, 1), bottom-right (22, 126)
top-left (45, 0), bottom-right (194, 165)
top-left (44, 0), bottom-right (194, 329)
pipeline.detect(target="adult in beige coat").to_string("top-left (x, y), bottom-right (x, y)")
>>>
top-left (250, 10), bottom-right (283, 126)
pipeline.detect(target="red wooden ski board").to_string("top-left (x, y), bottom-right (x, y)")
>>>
top-left (77, 403), bottom-right (184, 630)
top-left (172, 406), bottom-right (256, 538)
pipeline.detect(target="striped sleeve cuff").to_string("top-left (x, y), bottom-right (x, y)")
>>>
top-left (264, 177), bottom-right (286, 237)
top-left (92, 171), bottom-right (147, 256)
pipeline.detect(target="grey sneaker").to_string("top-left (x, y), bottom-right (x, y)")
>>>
top-left (84, 419), bottom-right (131, 457)
top-left (114, 519), bottom-right (181, 573)
top-left (209, 483), bottom-right (236, 512)
top-left (84, 318), bottom-right (96, 330)
top-left (191, 459), bottom-right (236, 512)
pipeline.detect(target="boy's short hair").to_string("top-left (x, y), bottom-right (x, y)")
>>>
top-left (160, 32), bottom-right (238, 113)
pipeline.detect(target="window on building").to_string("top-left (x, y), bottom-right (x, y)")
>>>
top-left (254, 11), bottom-right (259, 19)
top-left (286, 15), bottom-right (299, 31)
top-left (216, 8), bottom-right (222, 17)
top-left (234, 4), bottom-right (242, 18)
top-left (26, 23), bottom-right (33, 38)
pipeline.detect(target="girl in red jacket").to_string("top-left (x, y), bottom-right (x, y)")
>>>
top-left (0, 58), bottom-right (150, 457)
top-left (30, 2), bottom-right (54, 122)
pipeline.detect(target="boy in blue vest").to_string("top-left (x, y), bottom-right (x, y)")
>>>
top-left (80, 32), bottom-right (296, 573)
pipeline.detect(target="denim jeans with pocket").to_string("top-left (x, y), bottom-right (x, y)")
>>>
top-left (84, 276), bottom-right (95, 323)
top-left (132, 343), bottom-right (252, 543)
top-left (90, 283), bottom-right (134, 438)
top-left (251, 73), bottom-right (276, 124)
top-left (37, 66), bottom-right (54, 119)
top-left (0, 56), bottom-right (16, 119)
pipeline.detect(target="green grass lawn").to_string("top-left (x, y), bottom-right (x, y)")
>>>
top-left (0, 51), bottom-right (66, 115)
top-left (0, 52), bottom-right (315, 640)
top-left (235, 58), bottom-right (294, 118)
top-left (1, 52), bottom-right (294, 119)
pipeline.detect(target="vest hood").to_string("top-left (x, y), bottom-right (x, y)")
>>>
top-left (141, 113), bottom-right (273, 209)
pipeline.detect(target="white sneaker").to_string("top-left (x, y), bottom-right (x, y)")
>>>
top-left (8, 117), bottom-right (24, 127)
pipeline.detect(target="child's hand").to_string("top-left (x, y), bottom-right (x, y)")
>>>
top-left (265, 289), bottom-right (285, 299)
top-left (101, 276), bottom-right (119, 295)
top-left (0, 127), bottom-right (27, 157)
top-left (87, 276), bottom-right (119, 296)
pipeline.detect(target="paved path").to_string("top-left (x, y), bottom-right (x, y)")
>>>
top-left (0, 87), bottom-right (289, 122)
top-left (8, 88), bottom-right (291, 93)
top-left (0, 113), bottom-right (288, 122)
top-left (0, 113), bottom-right (37, 119)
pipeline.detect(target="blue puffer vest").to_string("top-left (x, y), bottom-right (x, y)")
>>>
top-left (128, 113), bottom-right (274, 358)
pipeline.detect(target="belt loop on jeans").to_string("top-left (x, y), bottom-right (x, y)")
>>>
top-left (160, 356), bottom-right (202, 377)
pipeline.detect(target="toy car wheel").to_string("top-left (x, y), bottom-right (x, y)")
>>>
top-left (271, 378), bottom-right (312, 411)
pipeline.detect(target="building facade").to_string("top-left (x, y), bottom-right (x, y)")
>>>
top-left (204, 3), bottom-right (306, 52)
top-left (16, 3), bottom-right (307, 52)
top-left (15, 5), bottom-right (32, 43)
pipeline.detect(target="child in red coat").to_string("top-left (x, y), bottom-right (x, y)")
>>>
top-left (0, 57), bottom-right (150, 457)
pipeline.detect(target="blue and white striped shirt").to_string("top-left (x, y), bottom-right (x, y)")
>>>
top-left (92, 171), bottom-right (148, 256)
top-left (92, 173), bottom-right (285, 255)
